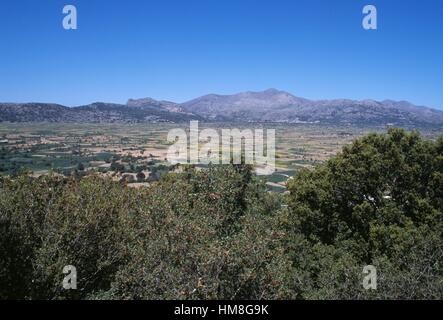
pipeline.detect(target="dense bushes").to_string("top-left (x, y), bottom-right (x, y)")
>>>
top-left (286, 128), bottom-right (442, 299)
top-left (106, 165), bottom-right (292, 299)
top-left (0, 165), bottom-right (292, 299)
top-left (0, 128), bottom-right (441, 299)
top-left (0, 175), bottom-right (137, 299)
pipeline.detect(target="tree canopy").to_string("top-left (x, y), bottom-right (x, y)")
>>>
top-left (0, 128), bottom-right (441, 299)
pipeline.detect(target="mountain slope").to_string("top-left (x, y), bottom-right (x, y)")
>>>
top-left (181, 89), bottom-right (443, 126)
top-left (0, 103), bottom-right (71, 122)
top-left (0, 100), bottom-right (202, 123)
top-left (1, 90), bottom-right (442, 126)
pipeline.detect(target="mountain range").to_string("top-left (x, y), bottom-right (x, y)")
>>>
top-left (1, 89), bottom-right (443, 127)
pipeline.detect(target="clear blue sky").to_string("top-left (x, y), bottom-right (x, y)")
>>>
top-left (0, 0), bottom-right (442, 109)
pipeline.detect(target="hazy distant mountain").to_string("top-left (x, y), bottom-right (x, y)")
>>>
top-left (0, 103), bottom-right (71, 122)
top-left (182, 89), bottom-right (309, 115)
top-left (0, 100), bottom-right (202, 123)
top-left (1, 89), bottom-right (443, 126)
top-left (126, 97), bottom-right (185, 113)
top-left (73, 102), bottom-right (201, 123)
top-left (181, 89), bottom-right (443, 126)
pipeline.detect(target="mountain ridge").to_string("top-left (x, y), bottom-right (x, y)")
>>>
top-left (1, 89), bottom-right (442, 126)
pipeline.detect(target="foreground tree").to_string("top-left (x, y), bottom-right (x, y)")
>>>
top-left (287, 128), bottom-right (442, 299)
top-left (107, 165), bottom-right (292, 299)
top-left (0, 165), bottom-right (292, 300)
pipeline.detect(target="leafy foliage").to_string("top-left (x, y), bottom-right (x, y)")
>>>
top-left (287, 128), bottom-right (442, 299)
top-left (0, 165), bottom-right (292, 299)
top-left (0, 129), bottom-right (441, 299)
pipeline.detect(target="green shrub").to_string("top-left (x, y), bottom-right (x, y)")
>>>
top-left (287, 128), bottom-right (442, 299)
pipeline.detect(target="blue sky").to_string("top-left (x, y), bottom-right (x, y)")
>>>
top-left (0, 0), bottom-right (442, 109)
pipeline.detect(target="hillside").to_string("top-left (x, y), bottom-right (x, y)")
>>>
top-left (1, 89), bottom-right (443, 126)
top-left (181, 89), bottom-right (443, 126)
top-left (0, 102), bottom-right (201, 123)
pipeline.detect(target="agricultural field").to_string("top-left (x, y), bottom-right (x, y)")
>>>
top-left (1, 122), bottom-right (441, 192)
